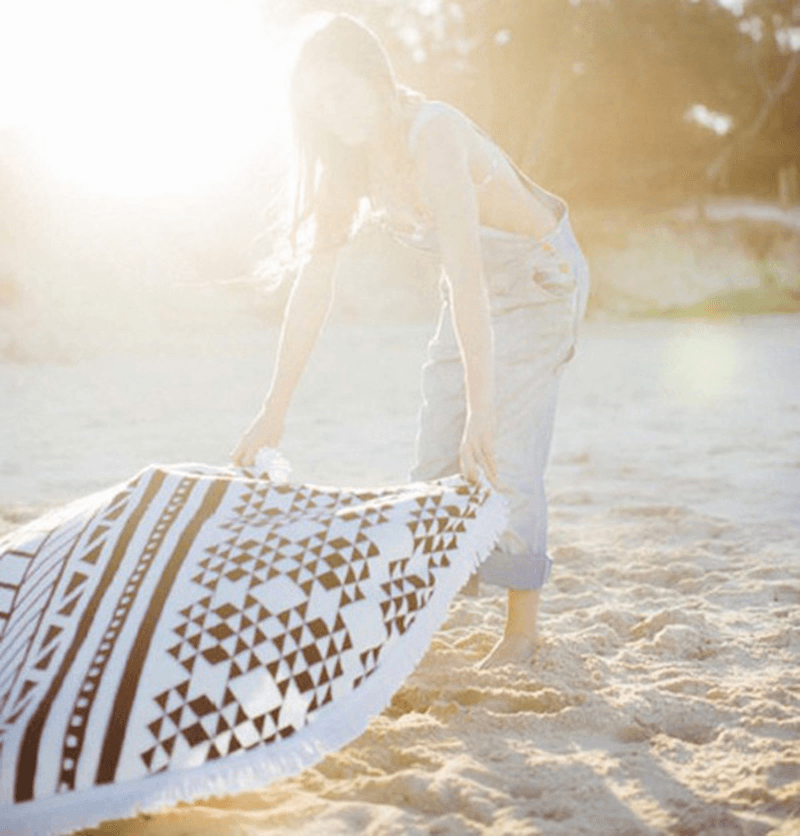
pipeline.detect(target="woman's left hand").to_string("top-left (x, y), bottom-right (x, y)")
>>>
top-left (459, 407), bottom-right (499, 488)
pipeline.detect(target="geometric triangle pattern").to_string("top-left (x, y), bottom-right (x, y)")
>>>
top-left (0, 461), bottom-right (506, 835)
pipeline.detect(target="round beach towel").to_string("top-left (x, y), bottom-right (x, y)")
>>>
top-left (0, 455), bottom-right (506, 835)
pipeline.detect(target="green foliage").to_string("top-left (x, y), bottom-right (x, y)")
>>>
top-left (271, 0), bottom-right (800, 206)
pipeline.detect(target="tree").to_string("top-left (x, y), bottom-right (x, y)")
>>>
top-left (263, 0), bottom-right (800, 205)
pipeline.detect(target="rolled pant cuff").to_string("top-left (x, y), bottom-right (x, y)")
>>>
top-left (478, 551), bottom-right (553, 591)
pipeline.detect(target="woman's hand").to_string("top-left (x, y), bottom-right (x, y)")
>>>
top-left (230, 403), bottom-right (285, 468)
top-left (459, 406), bottom-right (499, 488)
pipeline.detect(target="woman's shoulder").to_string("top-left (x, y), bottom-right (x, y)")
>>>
top-left (407, 99), bottom-right (473, 157)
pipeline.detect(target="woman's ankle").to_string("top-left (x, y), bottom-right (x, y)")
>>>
top-left (505, 588), bottom-right (540, 639)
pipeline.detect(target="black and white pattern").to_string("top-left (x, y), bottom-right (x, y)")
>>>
top-left (0, 462), bottom-right (506, 835)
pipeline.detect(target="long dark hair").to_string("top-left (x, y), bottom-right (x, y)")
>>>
top-left (289, 15), bottom-right (409, 252)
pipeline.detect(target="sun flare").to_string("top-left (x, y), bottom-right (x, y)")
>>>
top-left (0, 0), bottom-right (293, 196)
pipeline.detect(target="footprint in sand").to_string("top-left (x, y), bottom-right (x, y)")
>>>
top-left (449, 686), bottom-right (573, 714)
top-left (390, 683), bottom-right (575, 717)
top-left (768, 761), bottom-right (800, 788)
top-left (771, 584), bottom-right (800, 604)
top-left (648, 701), bottom-right (724, 745)
top-left (613, 504), bottom-right (689, 518)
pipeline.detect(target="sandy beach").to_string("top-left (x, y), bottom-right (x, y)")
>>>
top-left (2, 304), bottom-right (799, 835)
top-left (2, 0), bottom-right (799, 826)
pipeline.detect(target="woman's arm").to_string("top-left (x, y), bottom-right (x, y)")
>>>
top-left (414, 111), bottom-right (498, 486)
top-left (231, 247), bottom-right (339, 466)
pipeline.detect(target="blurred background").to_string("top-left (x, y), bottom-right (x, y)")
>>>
top-left (0, 0), bottom-right (798, 361)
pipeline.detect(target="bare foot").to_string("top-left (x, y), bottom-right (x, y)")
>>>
top-left (478, 632), bottom-right (539, 669)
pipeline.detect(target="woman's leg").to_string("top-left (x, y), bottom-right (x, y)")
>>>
top-left (477, 373), bottom-right (562, 667)
top-left (479, 589), bottom-right (541, 668)
top-left (412, 305), bottom-right (564, 668)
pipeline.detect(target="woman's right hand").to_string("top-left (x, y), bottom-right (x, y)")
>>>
top-left (230, 403), bottom-right (285, 468)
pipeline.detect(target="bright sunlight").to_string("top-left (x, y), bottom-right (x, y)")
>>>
top-left (0, 0), bottom-right (291, 196)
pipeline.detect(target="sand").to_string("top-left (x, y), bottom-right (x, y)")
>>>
top-left (2, 306), bottom-right (799, 836)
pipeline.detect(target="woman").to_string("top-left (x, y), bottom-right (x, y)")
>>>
top-left (232, 15), bottom-right (589, 667)
top-left (0, 18), bottom-right (567, 827)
